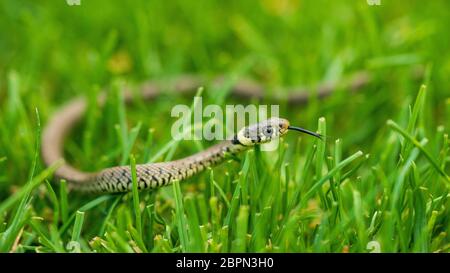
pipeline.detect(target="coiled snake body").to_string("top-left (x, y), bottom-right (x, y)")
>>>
top-left (42, 73), bottom-right (370, 194)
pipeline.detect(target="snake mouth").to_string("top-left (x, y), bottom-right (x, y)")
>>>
top-left (288, 126), bottom-right (322, 139)
top-left (276, 118), bottom-right (290, 135)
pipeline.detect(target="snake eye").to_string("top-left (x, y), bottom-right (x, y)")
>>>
top-left (263, 126), bottom-right (273, 137)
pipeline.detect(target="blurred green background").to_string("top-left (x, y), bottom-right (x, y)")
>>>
top-left (1, 0), bottom-right (449, 182)
top-left (0, 0), bottom-right (448, 253)
top-left (1, 0), bottom-right (449, 95)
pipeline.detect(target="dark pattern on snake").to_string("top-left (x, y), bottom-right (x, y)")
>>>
top-left (42, 72), bottom-right (371, 194)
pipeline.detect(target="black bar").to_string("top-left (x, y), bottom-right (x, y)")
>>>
top-left (0, 253), bottom-right (447, 272)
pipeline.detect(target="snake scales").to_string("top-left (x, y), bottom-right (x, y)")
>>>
top-left (42, 72), bottom-right (371, 194)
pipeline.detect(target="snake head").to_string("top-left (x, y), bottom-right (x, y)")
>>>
top-left (233, 117), bottom-right (290, 146)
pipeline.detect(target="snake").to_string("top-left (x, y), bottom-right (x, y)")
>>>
top-left (41, 72), bottom-right (371, 194)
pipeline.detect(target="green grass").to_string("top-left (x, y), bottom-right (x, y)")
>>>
top-left (0, 0), bottom-right (449, 253)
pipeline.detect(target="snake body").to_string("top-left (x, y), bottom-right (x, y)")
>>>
top-left (42, 73), bottom-right (370, 194)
